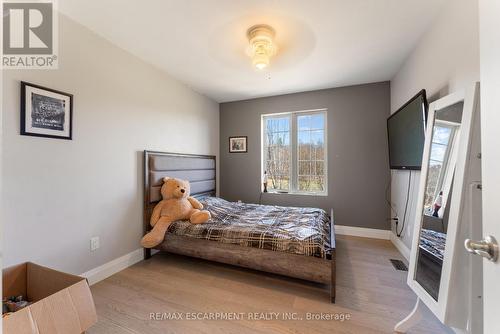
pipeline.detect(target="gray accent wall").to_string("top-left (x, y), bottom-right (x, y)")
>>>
top-left (220, 82), bottom-right (391, 230)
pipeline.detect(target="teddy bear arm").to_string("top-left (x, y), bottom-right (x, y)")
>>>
top-left (187, 196), bottom-right (203, 210)
top-left (150, 200), bottom-right (164, 227)
top-left (189, 209), bottom-right (211, 224)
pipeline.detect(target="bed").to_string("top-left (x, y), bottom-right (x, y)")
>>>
top-left (416, 228), bottom-right (446, 300)
top-left (143, 150), bottom-right (336, 302)
top-left (419, 228), bottom-right (446, 264)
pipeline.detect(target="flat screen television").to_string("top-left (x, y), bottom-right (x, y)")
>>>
top-left (387, 90), bottom-right (428, 170)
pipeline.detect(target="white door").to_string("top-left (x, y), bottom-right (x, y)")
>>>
top-left (479, 1), bottom-right (500, 333)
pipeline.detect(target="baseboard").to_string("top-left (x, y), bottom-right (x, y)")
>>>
top-left (334, 225), bottom-right (391, 240)
top-left (390, 232), bottom-right (411, 261)
top-left (81, 248), bottom-right (144, 285)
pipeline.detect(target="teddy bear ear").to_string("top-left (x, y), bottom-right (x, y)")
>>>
top-left (163, 177), bottom-right (170, 183)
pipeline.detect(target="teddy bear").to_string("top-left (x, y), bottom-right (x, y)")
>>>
top-left (141, 177), bottom-right (211, 248)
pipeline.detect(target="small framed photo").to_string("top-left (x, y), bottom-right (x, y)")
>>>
top-left (21, 81), bottom-right (73, 140)
top-left (229, 136), bottom-right (248, 153)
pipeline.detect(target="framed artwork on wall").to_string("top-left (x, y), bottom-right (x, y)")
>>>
top-left (20, 81), bottom-right (73, 140)
top-left (229, 136), bottom-right (248, 153)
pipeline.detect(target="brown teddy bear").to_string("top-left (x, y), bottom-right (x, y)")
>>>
top-left (141, 177), bottom-right (211, 248)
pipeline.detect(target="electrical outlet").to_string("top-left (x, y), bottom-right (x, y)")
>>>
top-left (90, 236), bottom-right (100, 251)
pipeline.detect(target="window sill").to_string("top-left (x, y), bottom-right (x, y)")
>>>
top-left (262, 191), bottom-right (328, 197)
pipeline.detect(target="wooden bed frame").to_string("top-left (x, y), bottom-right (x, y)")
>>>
top-left (143, 150), bottom-right (336, 302)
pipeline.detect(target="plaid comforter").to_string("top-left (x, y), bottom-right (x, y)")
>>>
top-left (419, 228), bottom-right (446, 261)
top-left (166, 197), bottom-right (333, 259)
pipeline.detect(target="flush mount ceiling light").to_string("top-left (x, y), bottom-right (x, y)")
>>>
top-left (246, 24), bottom-right (277, 70)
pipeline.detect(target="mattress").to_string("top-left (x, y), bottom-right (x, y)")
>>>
top-left (165, 197), bottom-right (333, 259)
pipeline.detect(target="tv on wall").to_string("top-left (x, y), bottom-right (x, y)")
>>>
top-left (387, 90), bottom-right (428, 170)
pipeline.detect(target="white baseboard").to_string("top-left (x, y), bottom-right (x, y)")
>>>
top-left (390, 232), bottom-right (411, 261)
top-left (335, 225), bottom-right (391, 240)
top-left (81, 248), bottom-right (144, 285)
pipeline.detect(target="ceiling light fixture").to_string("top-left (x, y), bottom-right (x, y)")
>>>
top-left (246, 24), bottom-right (277, 70)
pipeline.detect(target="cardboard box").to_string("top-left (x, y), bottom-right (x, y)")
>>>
top-left (3, 262), bottom-right (97, 334)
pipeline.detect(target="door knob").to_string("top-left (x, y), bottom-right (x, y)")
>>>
top-left (464, 235), bottom-right (499, 262)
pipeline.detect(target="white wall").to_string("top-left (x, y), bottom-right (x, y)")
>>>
top-left (1, 14), bottom-right (219, 274)
top-left (390, 0), bottom-right (479, 249)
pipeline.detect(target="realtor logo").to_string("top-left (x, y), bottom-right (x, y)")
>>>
top-left (2, 0), bottom-right (58, 69)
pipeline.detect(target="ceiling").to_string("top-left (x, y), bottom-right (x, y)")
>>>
top-left (59, 0), bottom-right (447, 102)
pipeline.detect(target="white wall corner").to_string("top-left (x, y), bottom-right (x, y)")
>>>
top-left (81, 248), bottom-right (144, 285)
top-left (390, 232), bottom-right (411, 261)
top-left (335, 225), bottom-right (391, 240)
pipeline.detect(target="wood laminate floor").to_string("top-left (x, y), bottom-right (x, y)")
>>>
top-left (88, 235), bottom-right (452, 333)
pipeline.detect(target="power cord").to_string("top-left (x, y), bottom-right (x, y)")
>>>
top-left (386, 170), bottom-right (399, 218)
top-left (397, 170), bottom-right (412, 237)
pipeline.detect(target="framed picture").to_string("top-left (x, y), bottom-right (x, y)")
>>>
top-left (20, 81), bottom-right (73, 140)
top-left (229, 136), bottom-right (248, 153)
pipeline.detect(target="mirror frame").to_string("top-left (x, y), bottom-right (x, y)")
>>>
top-left (407, 83), bottom-right (479, 323)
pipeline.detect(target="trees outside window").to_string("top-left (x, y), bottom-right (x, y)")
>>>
top-left (262, 110), bottom-right (327, 195)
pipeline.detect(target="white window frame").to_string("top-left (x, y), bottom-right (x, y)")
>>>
top-left (261, 108), bottom-right (328, 196)
top-left (425, 120), bottom-right (460, 216)
top-left (430, 121), bottom-right (458, 201)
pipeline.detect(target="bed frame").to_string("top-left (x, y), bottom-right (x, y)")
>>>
top-left (143, 150), bottom-right (336, 303)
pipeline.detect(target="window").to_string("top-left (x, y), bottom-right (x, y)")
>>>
top-left (424, 122), bottom-right (458, 213)
top-left (262, 109), bottom-right (327, 195)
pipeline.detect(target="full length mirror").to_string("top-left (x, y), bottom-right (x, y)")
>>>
top-left (414, 102), bottom-right (463, 301)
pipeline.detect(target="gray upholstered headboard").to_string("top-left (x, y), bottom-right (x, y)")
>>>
top-left (143, 151), bottom-right (216, 239)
